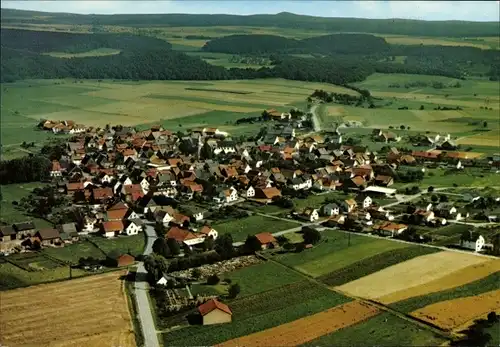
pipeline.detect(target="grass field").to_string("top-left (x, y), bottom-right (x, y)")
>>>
top-left (302, 312), bottom-right (446, 347)
top-left (213, 215), bottom-right (298, 242)
top-left (273, 229), bottom-right (409, 278)
top-left (319, 246), bottom-right (441, 287)
top-left (0, 271), bottom-right (135, 347)
top-left (337, 251), bottom-right (488, 300)
top-left (42, 48), bottom-right (122, 58)
top-left (0, 183), bottom-right (52, 227)
top-left (162, 280), bottom-right (351, 346)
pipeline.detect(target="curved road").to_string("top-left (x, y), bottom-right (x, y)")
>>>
top-left (134, 224), bottom-right (160, 347)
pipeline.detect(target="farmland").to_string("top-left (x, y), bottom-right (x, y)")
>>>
top-left (217, 300), bottom-right (379, 347)
top-left (162, 280), bottom-right (350, 346)
top-left (0, 183), bottom-right (51, 227)
top-left (411, 289), bottom-right (500, 331)
top-left (0, 271), bottom-right (135, 347)
top-left (337, 251), bottom-right (488, 300)
top-left (213, 215), bottom-right (298, 242)
top-left (302, 312), bottom-right (447, 347)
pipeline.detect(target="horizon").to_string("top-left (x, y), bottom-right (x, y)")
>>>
top-left (2, 1), bottom-right (500, 22)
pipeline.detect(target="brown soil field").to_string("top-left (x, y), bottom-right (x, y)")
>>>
top-left (216, 300), bottom-right (379, 347)
top-left (0, 271), bottom-right (135, 347)
top-left (378, 259), bottom-right (500, 304)
top-left (411, 289), bottom-right (500, 331)
top-left (337, 251), bottom-right (487, 300)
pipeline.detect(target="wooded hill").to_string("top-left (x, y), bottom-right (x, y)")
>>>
top-left (2, 9), bottom-right (498, 37)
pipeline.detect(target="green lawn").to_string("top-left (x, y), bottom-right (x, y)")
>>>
top-left (91, 234), bottom-right (145, 257)
top-left (293, 191), bottom-right (347, 210)
top-left (273, 230), bottom-right (407, 278)
top-left (162, 280), bottom-right (350, 346)
top-left (0, 183), bottom-right (52, 227)
top-left (302, 312), bottom-right (446, 347)
top-left (41, 240), bottom-right (106, 264)
top-left (390, 271), bottom-right (500, 313)
top-left (213, 215), bottom-right (298, 242)
top-left (318, 246), bottom-right (441, 287)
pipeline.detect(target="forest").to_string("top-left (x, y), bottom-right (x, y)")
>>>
top-left (2, 9), bottom-right (498, 37)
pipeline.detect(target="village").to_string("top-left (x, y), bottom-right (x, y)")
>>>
top-left (1, 108), bottom-right (499, 330)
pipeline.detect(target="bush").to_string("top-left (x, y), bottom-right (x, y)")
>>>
top-left (191, 268), bottom-right (202, 279)
top-left (207, 274), bottom-right (220, 285)
top-left (228, 283), bottom-right (241, 298)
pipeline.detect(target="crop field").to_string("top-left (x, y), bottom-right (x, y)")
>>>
top-left (163, 280), bottom-right (350, 346)
top-left (0, 183), bottom-right (52, 227)
top-left (0, 271), bottom-right (135, 347)
top-left (411, 289), bottom-right (500, 331)
top-left (42, 48), bottom-right (122, 58)
top-left (273, 230), bottom-right (409, 278)
top-left (337, 251), bottom-right (488, 300)
top-left (319, 246), bottom-right (441, 287)
top-left (217, 300), bottom-right (379, 347)
top-left (456, 130), bottom-right (500, 147)
top-left (213, 215), bottom-right (298, 242)
top-left (379, 34), bottom-right (495, 50)
top-left (378, 259), bottom-right (500, 304)
top-left (302, 312), bottom-right (447, 347)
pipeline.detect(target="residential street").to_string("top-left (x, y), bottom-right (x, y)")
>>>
top-left (134, 224), bottom-right (160, 347)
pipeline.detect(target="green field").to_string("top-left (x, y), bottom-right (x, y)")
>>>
top-left (212, 215), bottom-right (298, 242)
top-left (318, 246), bottom-right (441, 287)
top-left (162, 280), bottom-right (351, 346)
top-left (273, 229), bottom-right (409, 278)
top-left (0, 183), bottom-right (52, 227)
top-left (302, 312), bottom-right (446, 347)
top-left (390, 271), bottom-right (500, 313)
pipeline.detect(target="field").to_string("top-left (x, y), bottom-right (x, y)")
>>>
top-left (213, 215), bottom-right (298, 242)
top-left (162, 280), bottom-right (350, 346)
top-left (217, 300), bottom-right (379, 347)
top-left (273, 229), bottom-right (413, 278)
top-left (302, 312), bottom-right (446, 347)
top-left (411, 289), bottom-right (500, 331)
top-left (0, 271), bottom-right (135, 347)
top-left (42, 48), bottom-right (122, 58)
top-left (0, 183), bottom-right (52, 227)
top-left (337, 251), bottom-right (488, 300)
top-left (379, 259), bottom-right (500, 304)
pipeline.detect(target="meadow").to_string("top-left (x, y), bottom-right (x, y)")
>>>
top-left (0, 183), bottom-right (52, 227)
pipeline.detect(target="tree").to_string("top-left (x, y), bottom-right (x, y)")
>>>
top-left (439, 194), bottom-right (449, 202)
top-left (228, 283), bottom-right (241, 298)
top-left (302, 227), bottom-right (321, 244)
top-left (295, 243), bottom-right (306, 253)
top-left (419, 105), bottom-right (425, 110)
top-left (483, 121), bottom-right (488, 128)
top-left (183, 243), bottom-right (193, 256)
top-left (166, 238), bottom-right (181, 256)
top-left (215, 234), bottom-right (234, 259)
top-left (207, 274), bottom-right (220, 285)
top-left (152, 238), bottom-right (171, 258)
top-left (427, 186), bottom-right (435, 193)
top-left (191, 268), bottom-right (202, 279)
top-left (244, 235), bottom-right (262, 253)
top-left (203, 236), bottom-right (215, 251)
top-left (283, 242), bottom-right (295, 251)
top-left (431, 195), bottom-right (438, 202)
top-left (487, 311), bottom-right (498, 323)
top-left (400, 125), bottom-right (406, 130)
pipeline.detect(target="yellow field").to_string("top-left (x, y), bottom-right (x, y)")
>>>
top-left (0, 271), bottom-right (135, 347)
top-left (411, 289), bottom-right (500, 331)
top-left (378, 260), bottom-right (500, 304)
top-left (336, 252), bottom-right (488, 300)
top-left (457, 130), bottom-right (500, 147)
top-left (216, 301), bottom-right (379, 347)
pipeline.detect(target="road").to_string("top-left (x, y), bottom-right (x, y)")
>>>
top-left (134, 224), bottom-right (160, 347)
top-left (310, 103), bottom-right (322, 133)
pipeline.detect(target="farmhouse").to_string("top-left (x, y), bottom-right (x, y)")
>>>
top-left (0, 226), bottom-right (17, 243)
top-left (198, 299), bottom-right (232, 325)
top-left (460, 231), bottom-right (485, 252)
top-left (254, 232), bottom-right (278, 249)
top-left (373, 222), bottom-right (408, 237)
top-left (35, 228), bottom-right (62, 246)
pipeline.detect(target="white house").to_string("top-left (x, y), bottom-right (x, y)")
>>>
top-left (68, 124), bottom-right (86, 134)
top-left (322, 203), bottom-right (340, 216)
top-left (244, 186), bottom-right (255, 198)
top-left (124, 220), bottom-right (143, 236)
top-left (140, 178), bottom-right (150, 194)
top-left (101, 174), bottom-right (114, 184)
top-left (82, 217), bottom-right (98, 234)
top-left (356, 195), bottom-right (373, 209)
top-left (299, 208), bottom-right (319, 222)
top-left (460, 232), bottom-right (485, 252)
top-left (125, 210), bottom-right (141, 221)
top-left (223, 187), bottom-right (238, 203)
top-left (157, 277), bottom-right (168, 286)
top-left (199, 225), bottom-right (218, 240)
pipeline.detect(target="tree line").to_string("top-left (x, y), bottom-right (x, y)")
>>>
top-left (0, 155), bottom-right (51, 185)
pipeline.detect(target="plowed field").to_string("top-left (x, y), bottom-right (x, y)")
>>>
top-left (411, 289), bottom-right (500, 331)
top-left (378, 259), bottom-right (500, 304)
top-left (216, 301), bottom-right (379, 347)
top-left (0, 271), bottom-right (135, 347)
top-left (336, 251), bottom-right (487, 300)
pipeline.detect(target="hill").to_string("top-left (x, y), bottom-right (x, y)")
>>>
top-left (1, 9), bottom-right (498, 37)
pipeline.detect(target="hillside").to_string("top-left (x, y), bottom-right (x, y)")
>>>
top-left (1, 9), bottom-right (498, 37)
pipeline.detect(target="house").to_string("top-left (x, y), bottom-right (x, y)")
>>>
top-left (298, 208), bottom-right (319, 222)
top-left (57, 223), bottom-right (79, 243)
top-left (325, 214), bottom-right (346, 226)
top-left (101, 221), bottom-right (124, 238)
top-left (198, 225), bottom-right (218, 240)
top-left (355, 194), bottom-right (373, 209)
top-left (35, 228), bottom-right (61, 246)
top-left (82, 216), bottom-right (98, 234)
top-left (124, 219), bottom-right (143, 236)
top-left (434, 203), bottom-right (459, 219)
top-left (460, 231), bottom-right (485, 252)
top-left (439, 140), bottom-right (458, 150)
top-left (198, 299), bottom-right (232, 325)
top-left (50, 160), bottom-right (63, 177)
top-left (322, 203), bottom-right (340, 217)
top-left (92, 187), bottom-right (114, 203)
top-left (165, 226), bottom-right (205, 248)
top-left (13, 221), bottom-right (36, 237)
top-left (374, 222), bottom-right (408, 237)
top-left (244, 185), bottom-right (255, 198)
top-left (223, 187), bottom-right (238, 203)
top-left (414, 209), bottom-right (435, 223)
top-left (114, 254), bottom-right (135, 267)
top-left (254, 232), bottom-right (278, 249)
top-left (341, 199), bottom-right (357, 213)
top-left (185, 207), bottom-right (207, 222)
top-left (374, 175), bottom-right (394, 187)
top-left (254, 187), bottom-right (281, 202)
top-left (0, 225), bottom-right (17, 243)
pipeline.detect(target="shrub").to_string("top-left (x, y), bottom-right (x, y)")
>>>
top-left (207, 274), bottom-right (220, 285)
top-left (228, 283), bottom-right (241, 298)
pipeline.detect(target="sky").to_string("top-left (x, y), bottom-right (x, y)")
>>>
top-left (1, 1), bottom-right (499, 21)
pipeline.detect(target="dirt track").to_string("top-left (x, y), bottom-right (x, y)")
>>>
top-left (411, 289), bottom-right (500, 331)
top-left (337, 251), bottom-right (487, 300)
top-left (0, 271), bottom-right (135, 347)
top-left (216, 300), bottom-right (379, 347)
top-left (378, 259), bottom-right (500, 304)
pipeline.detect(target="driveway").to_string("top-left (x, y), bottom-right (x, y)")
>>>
top-left (133, 224), bottom-right (160, 347)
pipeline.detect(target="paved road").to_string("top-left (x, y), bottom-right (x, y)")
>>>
top-left (134, 225), bottom-right (160, 347)
top-left (310, 104), bottom-right (322, 132)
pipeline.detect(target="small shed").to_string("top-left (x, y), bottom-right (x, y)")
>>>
top-left (198, 299), bottom-right (232, 325)
top-left (114, 254), bottom-right (135, 267)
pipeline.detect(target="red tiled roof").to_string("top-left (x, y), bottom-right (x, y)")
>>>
top-left (67, 182), bottom-right (84, 191)
top-left (107, 209), bottom-right (128, 221)
top-left (198, 299), bottom-right (232, 316)
top-left (93, 187), bottom-right (114, 200)
top-left (51, 160), bottom-right (62, 172)
top-left (255, 232), bottom-right (277, 245)
top-left (102, 221), bottom-right (124, 232)
top-left (124, 184), bottom-right (143, 195)
top-left (351, 176), bottom-right (366, 186)
top-left (199, 225), bottom-right (213, 235)
top-left (165, 227), bottom-right (198, 242)
top-left (108, 202), bottom-right (128, 211)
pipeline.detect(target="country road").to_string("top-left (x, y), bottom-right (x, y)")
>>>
top-left (134, 224), bottom-right (160, 347)
top-left (310, 103), bottom-right (322, 132)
